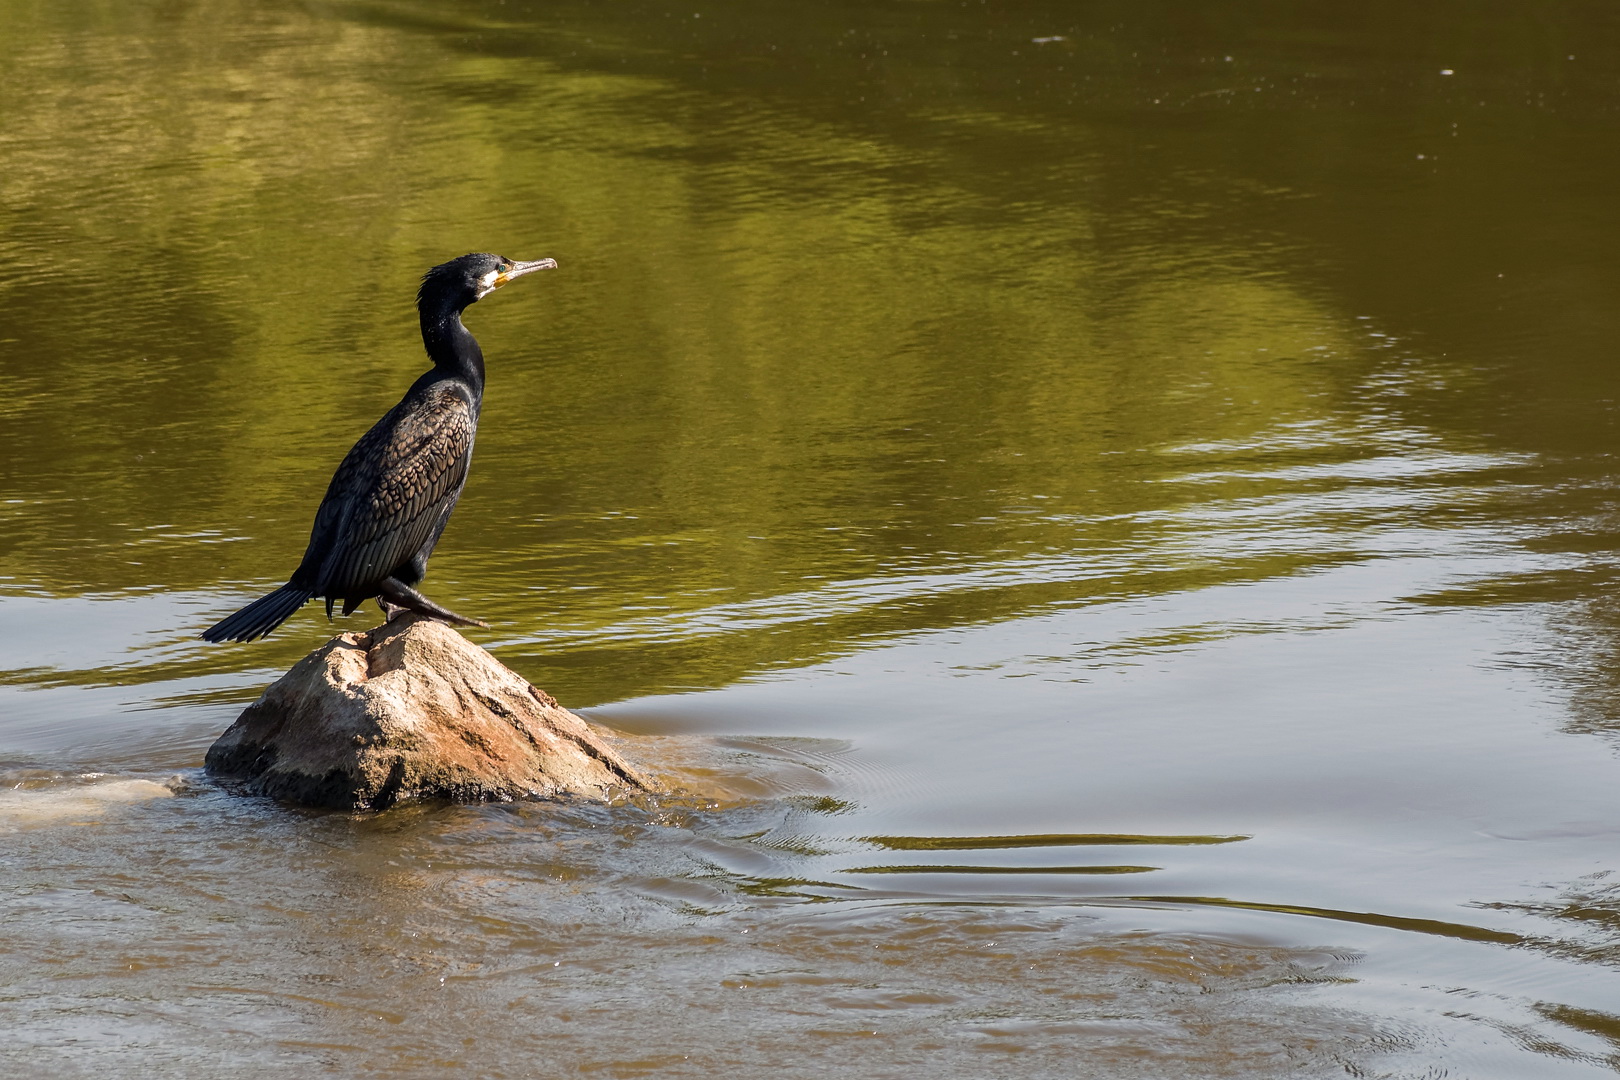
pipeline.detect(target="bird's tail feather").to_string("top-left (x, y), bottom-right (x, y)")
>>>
top-left (201, 583), bottom-right (312, 642)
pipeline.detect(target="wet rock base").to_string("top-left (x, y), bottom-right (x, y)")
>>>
top-left (205, 614), bottom-right (657, 810)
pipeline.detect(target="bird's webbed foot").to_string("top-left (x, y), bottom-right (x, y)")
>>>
top-left (378, 597), bottom-right (410, 622)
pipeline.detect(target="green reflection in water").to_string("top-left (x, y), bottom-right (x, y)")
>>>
top-left (863, 832), bottom-right (1249, 850)
top-left (1124, 895), bottom-right (1528, 946)
top-left (0, 0), bottom-right (1582, 708)
top-left (846, 864), bottom-right (1161, 875)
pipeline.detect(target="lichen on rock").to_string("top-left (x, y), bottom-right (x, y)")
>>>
top-left (205, 614), bottom-right (657, 810)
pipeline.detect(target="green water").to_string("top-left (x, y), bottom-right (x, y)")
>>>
top-left (4, 1), bottom-right (1620, 1076)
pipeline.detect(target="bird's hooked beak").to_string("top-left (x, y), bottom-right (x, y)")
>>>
top-left (494, 258), bottom-right (558, 288)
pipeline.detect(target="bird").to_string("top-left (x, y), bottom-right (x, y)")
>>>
top-left (201, 252), bottom-right (557, 642)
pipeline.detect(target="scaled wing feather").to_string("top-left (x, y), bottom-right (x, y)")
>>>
top-left (310, 386), bottom-right (475, 597)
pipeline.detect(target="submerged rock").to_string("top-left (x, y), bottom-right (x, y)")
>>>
top-left (0, 773), bottom-right (177, 831)
top-left (205, 614), bottom-right (657, 810)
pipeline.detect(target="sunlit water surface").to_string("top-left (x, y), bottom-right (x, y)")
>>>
top-left (3, 1), bottom-right (1620, 1076)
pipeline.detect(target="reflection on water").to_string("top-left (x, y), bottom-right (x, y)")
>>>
top-left (4, 0), bottom-right (1620, 1076)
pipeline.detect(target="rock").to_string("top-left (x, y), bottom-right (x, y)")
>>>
top-left (205, 614), bottom-right (658, 810)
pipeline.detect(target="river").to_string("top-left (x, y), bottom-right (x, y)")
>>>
top-left (2, 1), bottom-right (1619, 1076)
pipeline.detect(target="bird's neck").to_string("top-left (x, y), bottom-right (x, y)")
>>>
top-left (420, 308), bottom-right (485, 392)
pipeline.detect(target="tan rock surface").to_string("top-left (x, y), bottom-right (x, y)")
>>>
top-left (205, 614), bottom-right (657, 810)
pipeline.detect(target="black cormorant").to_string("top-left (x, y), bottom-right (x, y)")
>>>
top-left (201, 251), bottom-right (556, 643)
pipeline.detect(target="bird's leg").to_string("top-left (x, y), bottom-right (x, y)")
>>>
top-left (376, 577), bottom-right (489, 628)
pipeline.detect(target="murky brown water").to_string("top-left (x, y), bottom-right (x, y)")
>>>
top-left (4, 1), bottom-right (1620, 1076)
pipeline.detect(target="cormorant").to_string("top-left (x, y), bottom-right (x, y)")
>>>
top-left (201, 252), bottom-right (556, 643)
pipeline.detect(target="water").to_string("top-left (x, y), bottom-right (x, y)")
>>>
top-left (3, 1), bottom-right (1620, 1075)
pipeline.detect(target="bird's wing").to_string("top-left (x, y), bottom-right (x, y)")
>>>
top-left (308, 384), bottom-right (476, 596)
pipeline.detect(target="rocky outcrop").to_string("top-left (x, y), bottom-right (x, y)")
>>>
top-left (205, 614), bottom-right (658, 810)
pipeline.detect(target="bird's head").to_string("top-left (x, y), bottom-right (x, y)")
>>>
top-left (419, 252), bottom-right (558, 313)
